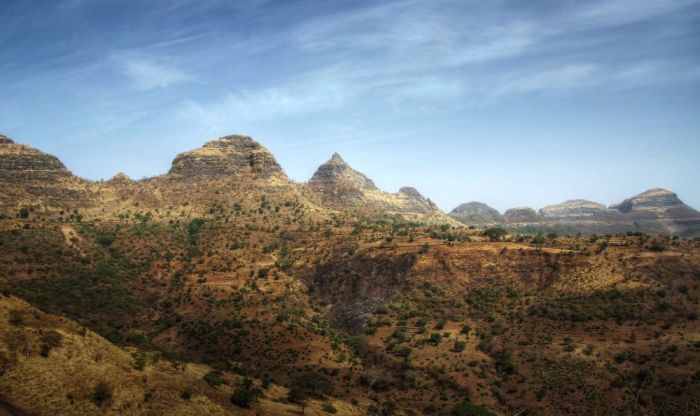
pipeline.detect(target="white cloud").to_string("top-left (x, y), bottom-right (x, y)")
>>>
top-left (119, 56), bottom-right (189, 90)
top-left (176, 80), bottom-right (348, 128)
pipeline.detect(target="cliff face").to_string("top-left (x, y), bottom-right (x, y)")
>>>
top-left (169, 135), bottom-right (285, 181)
top-left (610, 188), bottom-right (685, 214)
top-left (0, 137), bottom-right (72, 182)
top-left (0, 136), bottom-right (93, 212)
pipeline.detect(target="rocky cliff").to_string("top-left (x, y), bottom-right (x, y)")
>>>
top-left (169, 135), bottom-right (286, 181)
top-left (0, 135), bottom-right (93, 212)
top-left (307, 153), bottom-right (447, 220)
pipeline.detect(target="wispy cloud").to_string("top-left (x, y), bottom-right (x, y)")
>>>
top-left (117, 54), bottom-right (190, 90)
top-left (176, 80), bottom-right (348, 129)
top-left (497, 64), bottom-right (601, 96)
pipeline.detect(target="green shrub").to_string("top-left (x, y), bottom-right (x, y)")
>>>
top-left (453, 340), bottom-right (467, 352)
top-left (203, 370), bottom-right (224, 387)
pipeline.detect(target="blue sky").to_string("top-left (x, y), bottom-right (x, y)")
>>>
top-left (1, 0), bottom-right (699, 212)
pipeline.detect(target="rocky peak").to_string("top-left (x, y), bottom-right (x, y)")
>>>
top-left (612, 188), bottom-right (684, 213)
top-left (330, 152), bottom-right (346, 164)
top-left (0, 139), bottom-right (72, 181)
top-left (308, 153), bottom-right (378, 193)
top-left (168, 135), bottom-right (284, 179)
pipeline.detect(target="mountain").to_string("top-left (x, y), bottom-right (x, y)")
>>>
top-left (307, 152), bottom-right (452, 222)
top-left (168, 135), bottom-right (286, 182)
top-left (449, 190), bottom-right (700, 236)
top-left (0, 134), bottom-right (455, 226)
top-left (0, 135), bottom-right (93, 212)
top-left (449, 202), bottom-right (503, 225)
top-left (2, 132), bottom-right (699, 416)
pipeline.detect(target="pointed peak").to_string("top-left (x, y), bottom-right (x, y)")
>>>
top-left (329, 152), bottom-right (346, 164)
top-left (0, 135), bottom-right (14, 144)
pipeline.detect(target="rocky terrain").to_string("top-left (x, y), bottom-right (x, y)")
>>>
top-left (450, 190), bottom-right (700, 237)
top-left (1, 132), bottom-right (699, 416)
top-left (306, 153), bottom-right (447, 221)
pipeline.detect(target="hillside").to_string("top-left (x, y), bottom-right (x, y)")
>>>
top-left (1, 132), bottom-right (699, 416)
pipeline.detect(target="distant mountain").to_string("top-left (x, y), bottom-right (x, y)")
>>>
top-left (0, 134), bottom-right (454, 224)
top-left (449, 202), bottom-right (503, 225)
top-left (306, 152), bottom-right (451, 221)
top-left (449, 189), bottom-right (700, 236)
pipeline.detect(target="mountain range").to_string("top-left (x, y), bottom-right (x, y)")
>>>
top-left (1, 133), bottom-right (698, 236)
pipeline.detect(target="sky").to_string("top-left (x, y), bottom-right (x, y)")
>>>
top-left (1, 0), bottom-right (699, 212)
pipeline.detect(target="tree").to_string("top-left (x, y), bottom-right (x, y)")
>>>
top-left (288, 372), bottom-right (334, 415)
top-left (483, 227), bottom-right (507, 242)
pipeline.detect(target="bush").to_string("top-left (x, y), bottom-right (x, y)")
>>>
top-left (483, 228), bottom-right (507, 242)
top-left (180, 387), bottom-right (193, 400)
top-left (40, 330), bottom-right (62, 357)
top-left (230, 378), bottom-right (262, 407)
top-left (91, 382), bottom-right (112, 407)
top-left (649, 240), bottom-right (666, 252)
top-left (453, 340), bottom-right (467, 352)
top-left (203, 370), bottom-right (224, 387)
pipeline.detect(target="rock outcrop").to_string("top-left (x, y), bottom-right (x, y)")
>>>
top-left (610, 188), bottom-right (685, 213)
top-left (449, 202), bottom-right (503, 225)
top-left (169, 135), bottom-right (285, 180)
top-left (0, 137), bottom-right (72, 182)
top-left (539, 199), bottom-right (612, 221)
top-left (307, 153), bottom-right (446, 220)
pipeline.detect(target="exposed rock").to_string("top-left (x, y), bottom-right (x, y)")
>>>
top-left (612, 188), bottom-right (685, 213)
top-left (449, 201), bottom-right (504, 225)
top-left (0, 134), bottom-right (14, 144)
top-left (308, 153), bottom-right (445, 219)
top-left (169, 135), bottom-right (285, 180)
top-left (504, 207), bottom-right (539, 222)
top-left (0, 140), bottom-right (72, 182)
top-left (308, 153), bottom-right (378, 196)
top-left (539, 199), bottom-right (611, 220)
